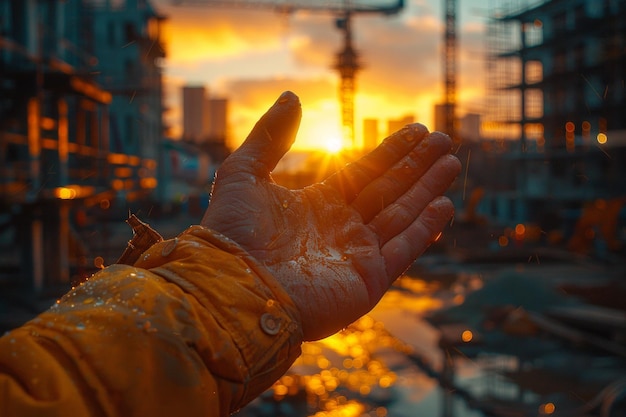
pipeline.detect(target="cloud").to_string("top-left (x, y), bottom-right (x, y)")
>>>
top-left (220, 77), bottom-right (340, 149)
top-left (281, 7), bottom-right (447, 130)
top-left (156, 0), bottom-right (489, 149)
top-left (159, 6), bottom-right (289, 62)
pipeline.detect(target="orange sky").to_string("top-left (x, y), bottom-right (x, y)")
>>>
top-left (154, 0), bottom-right (489, 151)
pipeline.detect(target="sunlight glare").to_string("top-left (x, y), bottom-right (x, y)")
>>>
top-left (324, 135), bottom-right (344, 154)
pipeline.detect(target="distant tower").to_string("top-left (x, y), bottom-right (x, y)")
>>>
top-left (362, 118), bottom-right (379, 151)
top-left (443, 0), bottom-right (457, 142)
top-left (387, 115), bottom-right (415, 137)
top-left (459, 113), bottom-right (481, 142)
top-left (182, 85), bottom-right (207, 142)
top-left (434, 103), bottom-right (448, 133)
top-left (207, 98), bottom-right (228, 144)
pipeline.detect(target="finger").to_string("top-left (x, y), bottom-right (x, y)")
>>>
top-left (323, 123), bottom-right (429, 203)
top-left (381, 196), bottom-right (455, 281)
top-left (219, 91), bottom-right (302, 180)
top-left (369, 154), bottom-right (461, 245)
top-left (351, 131), bottom-right (453, 223)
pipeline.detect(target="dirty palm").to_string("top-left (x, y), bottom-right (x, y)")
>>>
top-left (203, 92), bottom-right (460, 341)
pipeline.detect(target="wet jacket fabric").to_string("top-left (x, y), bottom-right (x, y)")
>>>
top-left (0, 225), bottom-right (303, 417)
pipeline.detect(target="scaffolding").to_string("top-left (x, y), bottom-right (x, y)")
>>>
top-left (482, 0), bottom-right (626, 229)
top-left (484, 0), bottom-right (549, 149)
top-left (0, 0), bottom-right (166, 305)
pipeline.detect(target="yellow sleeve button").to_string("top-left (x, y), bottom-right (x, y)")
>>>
top-left (260, 313), bottom-right (281, 335)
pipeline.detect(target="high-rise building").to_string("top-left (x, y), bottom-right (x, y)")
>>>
top-left (85, 0), bottom-right (166, 162)
top-left (207, 98), bottom-right (228, 144)
top-left (482, 0), bottom-right (626, 225)
top-left (387, 115), bottom-right (415, 137)
top-left (458, 113), bottom-right (482, 142)
top-left (182, 86), bottom-right (228, 145)
top-left (362, 118), bottom-right (379, 151)
top-left (0, 0), bottom-right (167, 298)
top-left (487, 0), bottom-right (625, 151)
top-left (183, 86), bottom-right (208, 142)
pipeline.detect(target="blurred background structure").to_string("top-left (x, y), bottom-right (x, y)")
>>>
top-left (0, 0), bottom-right (172, 324)
top-left (1, 0), bottom-right (626, 415)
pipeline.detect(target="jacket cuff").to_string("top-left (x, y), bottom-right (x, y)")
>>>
top-left (133, 225), bottom-right (303, 412)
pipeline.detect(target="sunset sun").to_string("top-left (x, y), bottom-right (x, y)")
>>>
top-left (324, 135), bottom-right (344, 154)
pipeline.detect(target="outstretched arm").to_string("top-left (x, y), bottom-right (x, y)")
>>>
top-left (0, 91), bottom-right (460, 417)
top-left (202, 91), bottom-right (461, 340)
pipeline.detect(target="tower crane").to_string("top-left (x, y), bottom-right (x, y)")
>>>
top-left (443, 0), bottom-right (457, 142)
top-left (170, 0), bottom-right (405, 148)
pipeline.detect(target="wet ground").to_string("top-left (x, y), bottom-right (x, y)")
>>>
top-left (2, 212), bottom-right (626, 416)
top-left (234, 251), bottom-right (626, 417)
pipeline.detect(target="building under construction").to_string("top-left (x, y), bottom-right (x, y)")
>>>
top-left (0, 0), bottom-right (166, 319)
top-left (479, 0), bottom-right (626, 247)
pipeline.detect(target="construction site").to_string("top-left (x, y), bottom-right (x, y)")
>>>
top-left (1, 0), bottom-right (626, 415)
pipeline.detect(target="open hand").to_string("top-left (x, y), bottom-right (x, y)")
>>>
top-left (202, 91), bottom-right (461, 340)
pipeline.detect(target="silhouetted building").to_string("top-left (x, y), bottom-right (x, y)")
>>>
top-left (387, 115), bottom-right (414, 137)
top-left (481, 0), bottom-right (626, 236)
top-left (182, 85), bottom-right (229, 145)
top-left (434, 104), bottom-right (481, 141)
top-left (458, 113), bottom-right (482, 142)
top-left (207, 97), bottom-right (228, 144)
top-left (84, 0), bottom-right (166, 201)
top-left (488, 0), bottom-right (625, 150)
top-left (362, 118), bottom-right (379, 151)
top-left (182, 85), bottom-right (207, 143)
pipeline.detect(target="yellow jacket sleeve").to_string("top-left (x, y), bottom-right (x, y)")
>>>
top-left (0, 225), bottom-right (303, 417)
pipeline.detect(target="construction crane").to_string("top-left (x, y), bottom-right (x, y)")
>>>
top-left (443, 0), bottom-right (457, 142)
top-left (170, 0), bottom-right (405, 148)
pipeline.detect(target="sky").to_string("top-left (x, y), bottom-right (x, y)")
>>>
top-left (152, 0), bottom-right (492, 151)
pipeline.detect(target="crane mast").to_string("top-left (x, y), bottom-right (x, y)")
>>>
top-left (334, 11), bottom-right (360, 147)
top-left (170, 0), bottom-right (404, 148)
top-left (443, 0), bottom-right (457, 142)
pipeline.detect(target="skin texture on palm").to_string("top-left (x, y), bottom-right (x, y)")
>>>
top-left (202, 91), bottom-right (461, 341)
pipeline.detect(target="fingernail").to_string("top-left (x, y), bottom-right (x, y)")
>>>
top-left (277, 91), bottom-right (292, 104)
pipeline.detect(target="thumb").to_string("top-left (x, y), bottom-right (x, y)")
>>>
top-left (224, 91), bottom-right (302, 178)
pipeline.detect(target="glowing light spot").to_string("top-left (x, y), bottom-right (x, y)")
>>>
top-left (498, 235), bottom-right (509, 247)
top-left (565, 121), bottom-right (575, 132)
top-left (540, 402), bottom-right (556, 414)
top-left (461, 330), bottom-right (473, 342)
top-left (515, 223), bottom-right (526, 238)
top-left (379, 375), bottom-right (393, 388)
top-left (111, 179), bottom-right (124, 191)
top-left (55, 187), bottom-right (77, 199)
top-left (317, 357), bottom-right (330, 369)
top-left (597, 132), bottom-right (608, 144)
top-left (453, 294), bottom-right (465, 305)
top-left (140, 177), bottom-right (158, 189)
top-left (273, 384), bottom-right (288, 396)
top-left (324, 135), bottom-right (344, 154)
top-left (94, 256), bottom-right (105, 269)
